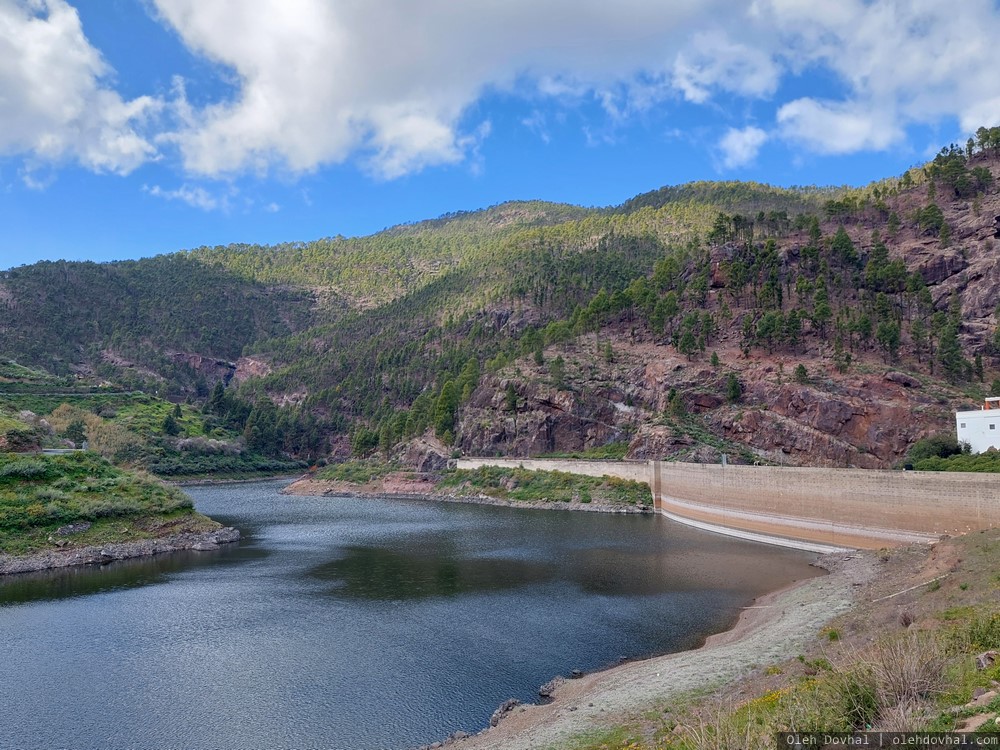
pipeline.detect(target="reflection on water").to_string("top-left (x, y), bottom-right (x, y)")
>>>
top-left (0, 544), bottom-right (261, 606)
top-left (310, 544), bottom-right (555, 599)
top-left (0, 480), bottom-right (822, 750)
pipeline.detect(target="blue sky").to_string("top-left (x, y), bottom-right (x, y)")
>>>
top-left (3, 0), bottom-right (1000, 270)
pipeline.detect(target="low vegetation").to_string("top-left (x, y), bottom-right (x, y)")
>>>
top-left (437, 466), bottom-right (652, 506)
top-left (0, 452), bottom-right (209, 555)
top-left (539, 443), bottom-right (631, 460)
top-left (912, 452), bottom-right (1000, 472)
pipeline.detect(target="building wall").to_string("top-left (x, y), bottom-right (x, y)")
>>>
top-left (456, 457), bottom-right (1000, 550)
top-left (956, 409), bottom-right (1000, 454)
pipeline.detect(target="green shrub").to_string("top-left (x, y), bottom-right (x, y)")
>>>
top-left (0, 459), bottom-right (50, 480)
top-left (438, 467), bottom-right (650, 505)
top-left (908, 433), bottom-right (966, 463)
top-left (913, 452), bottom-right (1000, 472)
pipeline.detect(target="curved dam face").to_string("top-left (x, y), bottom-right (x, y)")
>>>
top-left (456, 458), bottom-right (1000, 551)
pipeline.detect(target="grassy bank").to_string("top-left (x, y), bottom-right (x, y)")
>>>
top-left (306, 460), bottom-right (653, 507)
top-left (437, 466), bottom-right (652, 506)
top-left (0, 452), bottom-right (217, 556)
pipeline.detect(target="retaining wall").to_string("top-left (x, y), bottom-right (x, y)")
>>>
top-left (455, 458), bottom-right (999, 550)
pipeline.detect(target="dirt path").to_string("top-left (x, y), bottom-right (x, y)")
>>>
top-left (449, 553), bottom-right (877, 750)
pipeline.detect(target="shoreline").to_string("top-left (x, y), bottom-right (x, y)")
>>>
top-left (434, 551), bottom-right (876, 750)
top-left (171, 473), bottom-right (303, 487)
top-left (0, 526), bottom-right (241, 576)
top-left (282, 476), bottom-right (654, 514)
top-left (286, 475), bottom-right (872, 750)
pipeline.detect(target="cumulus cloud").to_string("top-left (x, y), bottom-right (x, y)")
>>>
top-left (9, 0), bottom-right (1000, 182)
top-left (672, 31), bottom-right (780, 104)
top-left (718, 126), bottom-right (768, 168)
top-left (143, 183), bottom-right (226, 211)
top-left (149, 0), bottom-right (728, 178)
top-left (757, 0), bottom-right (1000, 153)
top-left (0, 0), bottom-right (161, 177)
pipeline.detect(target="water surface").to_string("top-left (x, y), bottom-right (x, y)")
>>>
top-left (0, 480), bottom-right (820, 749)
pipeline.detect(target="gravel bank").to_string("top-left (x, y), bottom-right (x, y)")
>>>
top-left (0, 526), bottom-right (241, 575)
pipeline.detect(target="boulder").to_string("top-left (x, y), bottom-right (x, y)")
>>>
top-left (884, 371), bottom-right (921, 388)
top-left (538, 675), bottom-right (565, 699)
top-left (976, 651), bottom-right (998, 671)
top-left (489, 698), bottom-right (521, 727)
top-left (57, 522), bottom-right (92, 536)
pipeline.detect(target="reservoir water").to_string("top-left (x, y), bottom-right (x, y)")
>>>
top-left (0, 480), bottom-right (820, 750)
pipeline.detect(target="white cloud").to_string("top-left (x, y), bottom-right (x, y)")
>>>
top-left (718, 126), bottom-right (768, 168)
top-left (149, 0), bottom-right (731, 178)
top-left (672, 31), bottom-right (780, 104)
top-left (0, 0), bottom-right (161, 178)
top-left (777, 99), bottom-right (902, 154)
top-left (143, 183), bottom-right (226, 211)
top-left (9, 0), bottom-right (1000, 182)
top-left (521, 111), bottom-right (551, 144)
top-left (757, 0), bottom-right (1000, 153)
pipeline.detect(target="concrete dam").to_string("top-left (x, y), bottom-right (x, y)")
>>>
top-left (456, 458), bottom-right (1000, 552)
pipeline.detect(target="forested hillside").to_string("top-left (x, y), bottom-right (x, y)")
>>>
top-left (0, 254), bottom-right (315, 393)
top-left (4, 130), bottom-right (1000, 469)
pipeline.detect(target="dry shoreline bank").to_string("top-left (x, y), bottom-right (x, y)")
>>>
top-left (443, 552), bottom-right (876, 750)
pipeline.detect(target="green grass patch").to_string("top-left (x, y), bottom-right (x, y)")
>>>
top-left (438, 466), bottom-right (651, 505)
top-left (538, 442), bottom-right (631, 460)
top-left (0, 509), bottom-right (218, 556)
top-left (0, 451), bottom-right (203, 554)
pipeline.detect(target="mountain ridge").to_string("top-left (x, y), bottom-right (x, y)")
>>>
top-left (3, 140), bottom-right (1000, 469)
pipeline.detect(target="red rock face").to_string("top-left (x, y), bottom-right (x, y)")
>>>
top-left (453, 322), bottom-right (960, 468)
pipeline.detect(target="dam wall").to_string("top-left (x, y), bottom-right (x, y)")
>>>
top-left (455, 458), bottom-right (999, 551)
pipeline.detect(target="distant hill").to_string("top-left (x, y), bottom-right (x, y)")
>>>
top-left (3, 139), bottom-right (1000, 469)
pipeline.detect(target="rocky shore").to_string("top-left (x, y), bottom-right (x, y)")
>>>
top-left (283, 475), bottom-right (654, 514)
top-left (0, 526), bottom-right (240, 576)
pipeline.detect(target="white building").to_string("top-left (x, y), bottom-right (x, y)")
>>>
top-left (956, 397), bottom-right (1000, 453)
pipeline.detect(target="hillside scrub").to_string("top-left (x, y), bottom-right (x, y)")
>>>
top-left (316, 460), bottom-right (399, 484)
top-left (913, 451), bottom-right (1000, 472)
top-left (0, 452), bottom-right (203, 555)
top-left (437, 466), bottom-right (652, 506)
top-left (5, 139), bottom-right (1000, 469)
top-left (906, 433), bottom-right (968, 463)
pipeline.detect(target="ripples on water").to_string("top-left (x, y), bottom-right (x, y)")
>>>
top-left (0, 480), bottom-right (820, 750)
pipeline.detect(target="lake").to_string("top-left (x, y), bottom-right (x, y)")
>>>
top-left (0, 480), bottom-right (820, 749)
